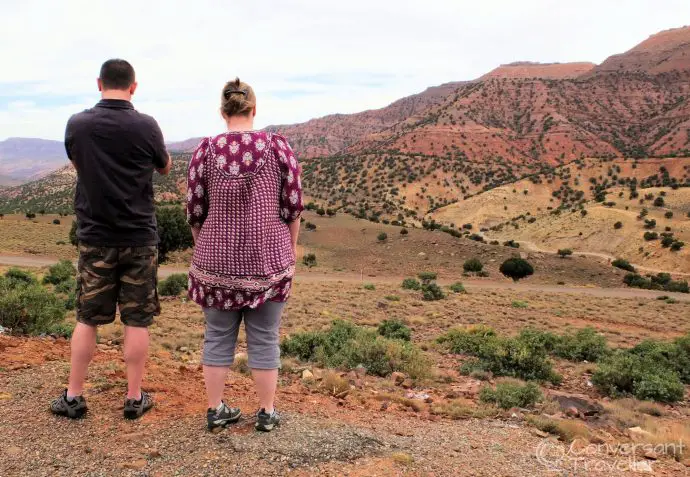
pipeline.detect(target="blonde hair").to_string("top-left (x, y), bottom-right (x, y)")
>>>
top-left (221, 77), bottom-right (256, 117)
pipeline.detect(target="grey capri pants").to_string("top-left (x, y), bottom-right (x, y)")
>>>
top-left (202, 301), bottom-right (285, 369)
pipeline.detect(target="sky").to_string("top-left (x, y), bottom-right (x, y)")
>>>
top-left (0, 0), bottom-right (688, 142)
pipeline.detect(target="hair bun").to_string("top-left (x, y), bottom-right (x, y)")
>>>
top-left (221, 78), bottom-right (256, 117)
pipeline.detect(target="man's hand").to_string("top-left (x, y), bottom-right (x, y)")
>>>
top-left (157, 153), bottom-right (172, 175)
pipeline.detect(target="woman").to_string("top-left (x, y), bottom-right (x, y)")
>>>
top-left (186, 78), bottom-right (303, 432)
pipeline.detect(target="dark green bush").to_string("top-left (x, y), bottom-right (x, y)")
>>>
top-left (401, 278), bottom-right (421, 290)
top-left (612, 258), bottom-right (635, 272)
top-left (54, 278), bottom-right (76, 295)
top-left (69, 220), bottom-right (78, 246)
top-left (417, 272), bottom-right (437, 284)
top-left (0, 283), bottom-right (67, 335)
top-left (303, 253), bottom-right (317, 268)
top-left (43, 260), bottom-right (76, 285)
top-left (614, 221), bottom-right (623, 230)
top-left (158, 273), bottom-right (188, 296)
top-left (3, 268), bottom-right (38, 288)
top-left (557, 249), bottom-right (573, 258)
top-left (53, 219), bottom-right (61, 225)
top-left (499, 258), bottom-right (534, 281)
top-left (479, 381), bottom-right (542, 409)
top-left (156, 207), bottom-right (194, 262)
top-left (377, 232), bottom-right (388, 242)
top-left (400, 228), bottom-right (409, 235)
top-left (463, 258), bottom-right (483, 273)
top-left (422, 283), bottom-right (445, 301)
top-left (305, 222), bottom-right (317, 231)
top-left (377, 319), bottom-right (411, 341)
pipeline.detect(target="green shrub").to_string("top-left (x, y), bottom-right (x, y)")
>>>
top-left (612, 258), bottom-right (635, 272)
top-left (377, 319), bottom-right (411, 341)
top-left (400, 228), bottom-right (409, 235)
top-left (422, 283), bottom-right (445, 301)
top-left (449, 282), bottom-right (466, 293)
top-left (156, 207), bottom-right (194, 263)
top-left (158, 273), bottom-right (188, 296)
top-left (671, 241), bottom-right (685, 252)
top-left (303, 253), bottom-right (317, 268)
top-left (52, 219), bottom-right (61, 225)
top-left (43, 260), bottom-right (76, 285)
top-left (614, 221), bottom-right (623, 230)
top-left (643, 231), bottom-right (658, 241)
top-left (557, 249), bottom-right (573, 258)
top-left (0, 284), bottom-right (67, 335)
top-left (401, 278), bottom-right (421, 290)
top-left (417, 272), bottom-right (437, 284)
top-left (463, 258), bottom-right (483, 273)
top-left (554, 328), bottom-right (610, 362)
top-left (503, 240), bottom-right (520, 248)
top-left (499, 258), bottom-right (534, 281)
top-left (305, 222), bottom-right (317, 231)
top-left (511, 300), bottom-right (528, 309)
top-left (54, 278), bottom-right (76, 295)
top-left (377, 232), bottom-right (388, 242)
top-left (384, 295), bottom-right (400, 301)
top-left (281, 320), bottom-right (430, 379)
top-left (438, 326), bottom-right (561, 384)
top-left (479, 381), bottom-right (542, 409)
top-left (363, 283), bottom-right (375, 290)
top-left (592, 352), bottom-right (684, 402)
top-left (3, 268), bottom-right (38, 288)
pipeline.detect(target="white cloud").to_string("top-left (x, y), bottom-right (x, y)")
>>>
top-left (0, 0), bottom-right (688, 141)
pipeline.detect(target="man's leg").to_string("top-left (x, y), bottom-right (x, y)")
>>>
top-left (118, 246), bottom-right (160, 418)
top-left (123, 326), bottom-right (149, 400)
top-left (66, 323), bottom-right (97, 397)
top-left (52, 245), bottom-right (117, 417)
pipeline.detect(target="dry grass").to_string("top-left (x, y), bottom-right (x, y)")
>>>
top-left (391, 452), bottom-right (414, 466)
top-left (430, 399), bottom-right (497, 420)
top-left (0, 214), bottom-right (75, 259)
top-left (371, 393), bottom-right (425, 412)
top-left (319, 371), bottom-right (350, 398)
top-left (526, 415), bottom-right (591, 442)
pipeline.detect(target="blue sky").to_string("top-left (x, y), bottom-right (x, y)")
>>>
top-left (1, 0), bottom-right (689, 142)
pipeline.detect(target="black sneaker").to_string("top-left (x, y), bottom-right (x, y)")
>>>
top-left (255, 408), bottom-right (280, 432)
top-left (207, 401), bottom-right (242, 431)
top-left (50, 389), bottom-right (87, 419)
top-left (123, 391), bottom-right (154, 420)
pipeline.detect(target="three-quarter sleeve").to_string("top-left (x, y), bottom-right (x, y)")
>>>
top-left (274, 135), bottom-right (304, 222)
top-left (186, 137), bottom-right (210, 228)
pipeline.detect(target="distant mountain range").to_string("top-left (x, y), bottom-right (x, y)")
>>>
top-left (0, 138), bottom-right (68, 185)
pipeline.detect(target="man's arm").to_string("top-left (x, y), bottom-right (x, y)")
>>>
top-left (156, 153), bottom-right (172, 175)
top-left (64, 116), bottom-right (77, 172)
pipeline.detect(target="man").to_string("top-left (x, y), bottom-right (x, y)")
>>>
top-left (51, 59), bottom-right (171, 419)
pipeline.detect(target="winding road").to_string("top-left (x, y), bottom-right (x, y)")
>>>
top-left (1, 254), bottom-right (688, 302)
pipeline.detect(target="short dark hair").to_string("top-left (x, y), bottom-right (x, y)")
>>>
top-left (99, 59), bottom-right (135, 90)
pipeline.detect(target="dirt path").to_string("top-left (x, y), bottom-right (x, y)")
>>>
top-left (2, 254), bottom-right (689, 303)
top-left (505, 239), bottom-right (690, 277)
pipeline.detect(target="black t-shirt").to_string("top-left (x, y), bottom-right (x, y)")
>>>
top-left (65, 99), bottom-right (169, 246)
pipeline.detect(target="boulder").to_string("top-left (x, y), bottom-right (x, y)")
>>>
top-left (301, 369), bottom-right (314, 381)
top-left (548, 391), bottom-right (603, 417)
top-left (391, 372), bottom-right (406, 386)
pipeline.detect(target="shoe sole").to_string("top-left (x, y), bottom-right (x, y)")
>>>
top-left (207, 413), bottom-right (242, 431)
top-left (52, 407), bottom-right (87, 419)
top-left (124, 406), bottom-right (153, 420)
top-left (255, 421), bottom-right (279, 432)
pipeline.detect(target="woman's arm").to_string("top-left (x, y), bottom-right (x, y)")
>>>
top-left (186, 138), bottom-right (210, 239)
top-left (288, 219), bottom-right (300, 256)
top-left (191, 226), bottom-right (201, 245)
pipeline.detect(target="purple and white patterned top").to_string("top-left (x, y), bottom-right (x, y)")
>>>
top-left (186, 131), bottom-right (303, 310)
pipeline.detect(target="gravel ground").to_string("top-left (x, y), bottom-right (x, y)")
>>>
top-left (2, 352), bottom-right (688, 476)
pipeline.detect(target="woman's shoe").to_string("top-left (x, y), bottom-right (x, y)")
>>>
top-left (255, 408), bottom-right (280, 432)
top-left (207, 401), bottom-right (242, 431)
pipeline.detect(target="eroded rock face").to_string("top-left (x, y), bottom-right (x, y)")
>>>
top-left (548, 391), bottom-right (604, 417)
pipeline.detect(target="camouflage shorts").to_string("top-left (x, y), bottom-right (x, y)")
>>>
top-left (77, 245), bottom-right (161, 327)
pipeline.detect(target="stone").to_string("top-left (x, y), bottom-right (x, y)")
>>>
top-left (564, 406), bottom-right (580, 418)
top-left (401, 378), bottom-right (414, 389)
top-left (417, 252), bottom-right (426, 258)
top-left (519, 252), bottom-right (529, 260)
top-left (682, 458), bottom-right (690, 467)
top-left (6, 446), bottom-right (21, 456)
top-left (148, 449), bottom-right (162, 459)
top-left (122, 460), bottom-right (147, 470)
top-left (628, 426), bottom-right (653, 440)
top-left (549, 391), bottom-right (603, 416)
top-left (643, 450), bottom-right (657, 460)
top-left (179, 347), bottom-right (189, 353)
top-left (312, 368), bottom-right (324, 380)
top-left (301, 370), bottom-right (314, 381)
top-left (532, 429), bottom-right (550, 438)
top-left (391, 372), bottom-right (406, 386)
